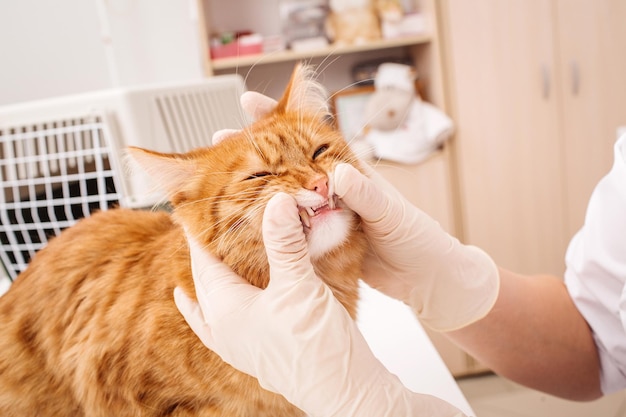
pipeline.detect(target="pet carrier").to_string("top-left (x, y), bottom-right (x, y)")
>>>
top-left (0, 75), bottom-right (248, 280)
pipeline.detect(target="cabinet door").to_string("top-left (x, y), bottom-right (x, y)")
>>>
top-left (555, 0), bottom-right (626, 237)
top-left (443, 0), bottom-right (568, 275)
top-left (373, 150), bottom-right (455, 233)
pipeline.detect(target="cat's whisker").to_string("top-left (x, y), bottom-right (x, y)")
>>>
top-left (237, 128), bottom-right (257, 151)
top-left (315, 54), bottom-right (340, 84)
top-left (174, 190), bottom-right (268, 213)
top-left (339, 139), bottom-right (367, 161)
top-left (328, 79), bottom-right (375, 104)
top-left (214, 208), bottom-right (265, 254)
top-left (243, 129), bottom-right (268, 161)
top-left (222, 215), bottom-right (261, 246)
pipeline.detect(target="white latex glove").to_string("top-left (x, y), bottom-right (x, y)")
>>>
top-left (174, 192), bottom-right (467, 417)
top-left (334, 163), bottom-right (500, 332)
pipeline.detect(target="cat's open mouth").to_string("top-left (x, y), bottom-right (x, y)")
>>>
top-left (298, 195), bottom-right (338, 228)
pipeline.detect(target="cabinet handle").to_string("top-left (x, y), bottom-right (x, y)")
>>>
top-left (571, 60), bottom-right (580, 96)
top-left (542, 64), bottom-right (551, 99)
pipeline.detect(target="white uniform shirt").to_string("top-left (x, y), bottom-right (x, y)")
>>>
top-left (564, 134), bottom-right (626, 394)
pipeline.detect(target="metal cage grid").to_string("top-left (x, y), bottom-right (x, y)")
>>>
top-left (0, 113), bottom-right (122, 279)
top-left (0, 75), bottom-right (248, 281)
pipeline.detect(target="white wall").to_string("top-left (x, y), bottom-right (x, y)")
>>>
top-left (102, 0), bottom-right (204, 88)
top-left (207, 0), bottom-right (282, 37)
top-left (0, 0), bottom-right (111, 106)
top-left (0, 0), bottom-right (204, 107)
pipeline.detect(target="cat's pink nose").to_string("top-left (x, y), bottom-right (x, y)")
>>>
top-left (308, 176), bottom-right (329, 198)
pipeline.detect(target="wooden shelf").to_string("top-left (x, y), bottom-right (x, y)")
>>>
top-left (210, 34), bottom-right (432, 70)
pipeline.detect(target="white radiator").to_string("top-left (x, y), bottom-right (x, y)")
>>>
top-left (0, 75), bottom-right (248, 279)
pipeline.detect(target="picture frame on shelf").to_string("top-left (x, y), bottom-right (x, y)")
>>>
top-left (331, 85), bottom-right (375, 141)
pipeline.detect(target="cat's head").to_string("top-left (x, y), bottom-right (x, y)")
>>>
top-left (129, 64), bottom-right (365, 284)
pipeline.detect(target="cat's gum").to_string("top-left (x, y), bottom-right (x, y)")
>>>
top-left (298, 195), bottom-right (339, 229)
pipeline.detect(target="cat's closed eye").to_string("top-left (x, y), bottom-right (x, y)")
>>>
top-left (313, 144), bottom-right (329, 160)
top-left (245, 172), bottom-right (272, 181)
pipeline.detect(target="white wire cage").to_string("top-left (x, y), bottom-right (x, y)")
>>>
top-left (0, 75), bottom-right (248, 280)
top-left (0, 113), bottom-right (122, 278)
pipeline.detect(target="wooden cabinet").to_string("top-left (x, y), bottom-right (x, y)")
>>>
top-left (441, 0), bottom-right (567, 276)
top-left (440, 0), bottom-right (626, 276)
top-left (554, 0), bottom-right (626, 236)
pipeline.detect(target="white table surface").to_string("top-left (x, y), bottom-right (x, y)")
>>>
top-left (357, 281), bottom-right (475, 416)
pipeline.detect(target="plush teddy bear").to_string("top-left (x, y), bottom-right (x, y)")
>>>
top-left (362, 63), bottom-right (454, 164)
top-left (375, 0), bottom-right (405, 38)
top-left (325, 0), bottom-right (381, 45)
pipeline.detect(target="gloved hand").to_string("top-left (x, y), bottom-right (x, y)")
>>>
top-left (174, 192), bottom-right (468, 417)
top-left (334, 163), bottom-right (500, 332)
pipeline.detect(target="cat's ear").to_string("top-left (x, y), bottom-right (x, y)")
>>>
top-left (275, 63), bottom-right (330, 118)
top-left (126, 147), bottom-right (196, 199)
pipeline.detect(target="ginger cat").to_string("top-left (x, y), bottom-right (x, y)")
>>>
top-left (0, 64), bottom-right (367, 417)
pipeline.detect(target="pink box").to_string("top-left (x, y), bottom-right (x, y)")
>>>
top-left (210, 40), bottom-right (263, 60)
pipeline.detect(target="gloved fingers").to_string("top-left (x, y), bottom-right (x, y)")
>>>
top-left (173, 287), bottom-right (215, 348)
top-left (212, 128), bottom-right (239, 145)
top-left (334, 163), bottom-right (402, 227)
top-left (262, 193), bottom-right (314, 283)
top-left (187, 236), bottom-right (261, 316)
top-left (240, 91), bottom-right (277, 121)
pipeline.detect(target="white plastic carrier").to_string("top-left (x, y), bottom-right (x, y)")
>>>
top-left (0, 75), bottom-right (248, 279)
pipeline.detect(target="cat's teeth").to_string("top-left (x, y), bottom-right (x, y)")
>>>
top-left (305, 206), bottom-right (315, 217)
top-left (299, 209), bottom-right (311, 227)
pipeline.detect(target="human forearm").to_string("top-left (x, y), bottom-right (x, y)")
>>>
top-left (333, 164), bottom-right (601, 399)
top-left (445, 267), bottom-right (602, 401)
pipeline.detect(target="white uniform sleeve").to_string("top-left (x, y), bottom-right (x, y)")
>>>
top-left (564, 134), bottom-right (626, 394)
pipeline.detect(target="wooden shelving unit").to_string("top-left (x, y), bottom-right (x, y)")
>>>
top-left (209, 34), bottom-right (432, 70)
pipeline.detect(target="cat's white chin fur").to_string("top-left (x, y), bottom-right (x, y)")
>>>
top-left (303, 207), bottom-right (354, 259)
